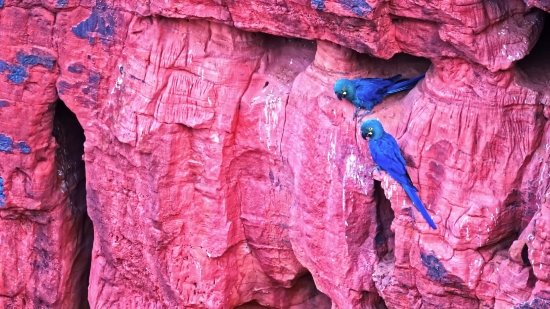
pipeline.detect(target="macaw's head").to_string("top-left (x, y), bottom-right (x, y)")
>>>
top-left (361, 119), bottom-right (385, 140)
top-left (334, 79), bottom-right (356, 101)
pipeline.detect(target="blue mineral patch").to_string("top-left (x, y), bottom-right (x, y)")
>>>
top-left (0, 50), bottom-right (54, 84)
top-left (71, 3), bottom-right (116, 45)
top-left (84, 71), bottom-right (101, 100)
top-left (57, 80), bottom-right (73, 95)
top-left (15, 142), bottom-right (31, 154)
top-left (56, 0), bottom-right (68, 6)
top-left (0, 177), bottom-right (5, 207)
top-left (16, 51), bottom-right (56, 70)
top-left (0, 60), bottom-right (29, 84)
top-left (0, 134), bottom-right (13, 153)
top-left (0, 134), bottom-right (31, 154)
top-left (68, 63), bottom-right (85, 74)
top-left (311, 0), bottom-right (325, 10)
top-left (0, 60), bottom-right (9, 72)
top-left (0, 101), bottom-right (8, 107)
top-left (72, 10), bottom-right (98, 39)
top-left (88, 71), bottom-right (101, 84)
top-left (0, 0), bottom-right (4, 8)
top-left (421, 253), bottom-right (447, 282)
top-left (338, 0), bottom-right (372, 17)
top-left (7, 65), bottom-right (28, 84)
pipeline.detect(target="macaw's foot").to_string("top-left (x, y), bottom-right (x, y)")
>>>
top-left (408, 207), bottom-right (416, 222)
top-left (369, 165), bottom-right (382, 177)
top-left (352, 107), bottom-right (361, 120)
top-left (370, 165), bottom-right (387, 181)
top-left (357, 109), bottom-right (373, 121)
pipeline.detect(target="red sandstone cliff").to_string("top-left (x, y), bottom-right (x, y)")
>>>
top-left (0, 0), bottom-right (550, 308)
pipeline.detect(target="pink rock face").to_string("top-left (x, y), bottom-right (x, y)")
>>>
top-left (1, 0), bottom-right (550, 309)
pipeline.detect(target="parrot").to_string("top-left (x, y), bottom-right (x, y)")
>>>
top-left (360, 118), bottom-right (436, 229)
top-left (334, 74), bottom-right (425, 120)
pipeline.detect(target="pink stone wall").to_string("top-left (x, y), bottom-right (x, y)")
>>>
top-left (0, 0), bottom-right (550, 308)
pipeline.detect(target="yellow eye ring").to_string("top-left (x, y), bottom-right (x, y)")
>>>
top-left (368, 127), bottom-right (373, 131)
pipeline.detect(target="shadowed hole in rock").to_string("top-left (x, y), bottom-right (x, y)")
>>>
top-left (374, 180), bottom-right (395, 260)
top-left (234, 300), bottom-right (274, 309)
top-left (232, 272), bottom-right (331, 308)
top-left (52, 99), bottom-right (93, 309)
top-left (372, 180), bottom-right (394, 308)
top-left (360, 290), bottom-right (388, 309)
top-left (522, 244), bottom-right (532, 266)
top-left (517, 11), bottom-right (550, 93)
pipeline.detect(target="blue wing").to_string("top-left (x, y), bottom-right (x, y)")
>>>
top-left (387, 74), bottom-right (425, 94)
top-left (369, 134), bottom-right (412, 187)
top-left (403, 185), bottom-right (437, 229)
top-left (369, 133), bottom-right (437, 229)
top-left (351, 75), bottom-right (401, 110)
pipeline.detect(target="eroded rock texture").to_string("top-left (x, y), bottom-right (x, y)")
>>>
top-left (1, 0), bottom-right (550, 308)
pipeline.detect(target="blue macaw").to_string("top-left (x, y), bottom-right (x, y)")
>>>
top-left (334, 74), bottom-right (425, 120)
top-left (361, 119), bottom-right (436, 229)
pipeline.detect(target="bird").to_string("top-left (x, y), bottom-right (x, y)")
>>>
top-left (334, 74), bottom-right (425, 120)
top-left (360, 119), bottom-right (437, 229)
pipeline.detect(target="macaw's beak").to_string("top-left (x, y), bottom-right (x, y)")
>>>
top-left (362, 131), bottom-right (373, 140)
top-left (336, 92), bottom-right (342, 100)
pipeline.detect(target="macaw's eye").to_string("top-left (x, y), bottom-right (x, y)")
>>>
top-left (368, 127), bottom-right (373, 131)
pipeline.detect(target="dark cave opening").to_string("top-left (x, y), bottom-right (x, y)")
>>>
top-left (374, 180), bottom-right (395, 260)
top-left (52, 99), bottom-right (93, 309)
top-left (372, 180), bottom-right (393, 309)
top-left (234, 300), bottom-right (274, 309)
top-left (517, 11), bottom-right (550, 87)
top-left (233, 272), bottom-right (331, 309)
top-left (522, 244), bottom-right (532, 266)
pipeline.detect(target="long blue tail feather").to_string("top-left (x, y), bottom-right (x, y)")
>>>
top-left (387, 74), bottom-right (425, 94)
top-left (403, 184), bottom-right (437, 229)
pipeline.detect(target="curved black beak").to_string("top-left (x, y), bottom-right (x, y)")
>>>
top-left (336, 92), bottom-right (342, 100)
top-left (361, 131), bottom-right (373, 140)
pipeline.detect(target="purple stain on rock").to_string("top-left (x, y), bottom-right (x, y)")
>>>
top-left (16, 51), bottom-right (56, 70)
top-left (0, 60), bottom-right (29, 84)
top-left (71, 3), bottom-right (116, 45)
top-left (338, 0), bottom-right (372, 16)
top-left (16, 142), bottom-right (31, 154)
top-left (7, 65), bottom-right (28, 84)
top-left (57, 80), bottom-right (73, 95)
top-left (0, 134), bottom-right (13, 153)
top-left (0, 101), bottom-right (8, 107)
top-left (0, 177), bottom-right (5, 207)
top-left (68, 63), bottom-right (85, 74)
top-left (0, 135), bottom-right (31, 154)
top-left (311, 0), bottom-right (325, 10)
top-left (84, 71), bottom-right (101, 101)
top-left (0, 50), bottom-right (55, 84)
top-left (0, 61), bottom-right (7, 72)
top-left (88, 71), bottom-right (101, 84)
